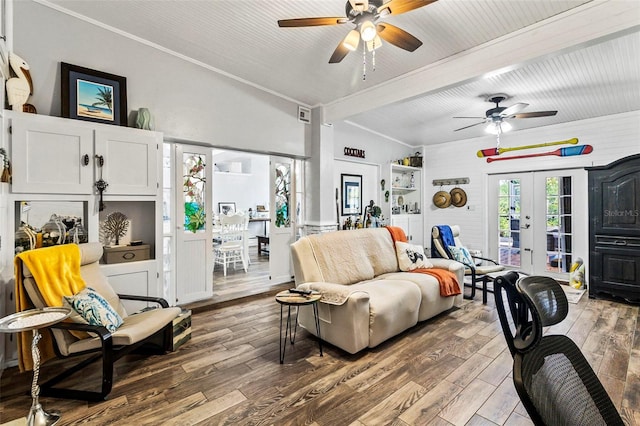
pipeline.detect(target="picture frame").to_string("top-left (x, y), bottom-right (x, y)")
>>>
top-left (341, 174), bottom-right (362, 216)
top-left (61, 62), bottom-right (128, 126)
top-left (218, 202), bottom-right (236, 215)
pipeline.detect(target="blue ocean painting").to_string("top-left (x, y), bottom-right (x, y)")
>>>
top-left (76, 79), bottom-right (114, 121)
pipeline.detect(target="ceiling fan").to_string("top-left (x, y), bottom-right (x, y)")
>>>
top-left (278, 0), bottom-right (438, 64)
top-left (454, 94), bottom-right (558, 133)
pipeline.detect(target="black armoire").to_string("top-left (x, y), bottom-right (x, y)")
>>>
top-left (587, 154), bottom-right (640, 303)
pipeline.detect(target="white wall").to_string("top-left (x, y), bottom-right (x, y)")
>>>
top-left (334, 160), bottom-right (379, 227)
top-left (423, 111), bottom-right (640, 257)
top-left (212, 151), bottom-right (269, 214)
top-left (13, 0), bottom-right (305, 156)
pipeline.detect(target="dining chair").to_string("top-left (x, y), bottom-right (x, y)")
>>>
top-left (214, 213), bottom-right (248, 276)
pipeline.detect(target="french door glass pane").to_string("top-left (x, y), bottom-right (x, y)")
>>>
top-left (275, 162), bottom-right (291, 228)
top-left (183, 153), bottom-right (206, 233)
top-left (498, 179), bottom-right (521, 267)
top-left (546, 176), bottom-right (572, 272)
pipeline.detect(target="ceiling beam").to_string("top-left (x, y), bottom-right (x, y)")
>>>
top-left (323, 0), bottom-right (640, 124)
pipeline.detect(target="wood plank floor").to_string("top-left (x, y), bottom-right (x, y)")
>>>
top-left (1, 290), bottom-right (640, 425)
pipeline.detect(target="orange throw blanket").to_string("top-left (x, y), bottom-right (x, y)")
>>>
top-left (384, 226), bottom-right (461, 297)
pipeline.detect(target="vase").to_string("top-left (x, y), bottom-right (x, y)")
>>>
top-left (136, 108), bottom-right (153, 130)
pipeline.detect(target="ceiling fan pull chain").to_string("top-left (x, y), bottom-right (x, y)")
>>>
top-left (372, 40), bottom-right (376, 72)
top-left (362, 44), bottom-right (367, 80)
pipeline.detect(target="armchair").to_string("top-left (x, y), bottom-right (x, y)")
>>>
top-left (431, 225), bottom-right (504, 299)
top-left (15, 243), bottom-right (181, 401)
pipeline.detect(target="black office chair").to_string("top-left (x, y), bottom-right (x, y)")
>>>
top-left (494, 274), bottom-right (623, 425)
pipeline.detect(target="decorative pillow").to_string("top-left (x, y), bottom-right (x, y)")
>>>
top-left (64, 287), bottom-right (123, 333)
top-left (62, 296), bottom-right (93, 339)
top-left (396, 241), bottom-right (433, 271)
top-left (448, 245), bottom-right (474, 267)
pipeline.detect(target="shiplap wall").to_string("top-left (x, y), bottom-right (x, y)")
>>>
top-left (423, 110), bottom-right (640, 255)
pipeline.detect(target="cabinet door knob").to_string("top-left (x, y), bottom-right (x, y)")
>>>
top-left (82, 154), bottom-right (89, 166)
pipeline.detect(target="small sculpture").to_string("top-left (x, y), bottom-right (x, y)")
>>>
top-left (103, 212), bottom-right (129, 246)
top-left (6, 53), bottom-right (34, 113)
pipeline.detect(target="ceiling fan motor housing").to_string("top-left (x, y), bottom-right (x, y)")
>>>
top-left (346, 0), bottom-right (383, 18)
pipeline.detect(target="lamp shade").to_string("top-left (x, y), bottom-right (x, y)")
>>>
top-left (343, 29), bottom-right (360, 51)
top-left (366, 34), bottom-right (382, 51)
top-left (485, 121), bottom-right (512, 134)
top-left (360, 20), bottom-right (376, 42)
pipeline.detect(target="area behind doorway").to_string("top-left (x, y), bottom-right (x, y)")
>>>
top-left (200, 149), bottom-right (292, 309)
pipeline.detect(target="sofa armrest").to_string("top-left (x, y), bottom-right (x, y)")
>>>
top-left (298, 281), bottom-right (370, 306)
top-left (429, 258), bottom-right (465, 285)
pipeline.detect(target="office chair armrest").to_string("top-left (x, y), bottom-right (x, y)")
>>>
top-left (117, 294), bottom-right (170, 308)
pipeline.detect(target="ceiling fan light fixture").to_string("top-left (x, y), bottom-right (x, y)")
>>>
top-left (360, 20), bottom-right (376, 42)
top-left (485, 121), bottom-right (512, 134)
top-left (366, 34), bottom-right (382, 51)
top-left (343, 29), bottom-right (361, 51)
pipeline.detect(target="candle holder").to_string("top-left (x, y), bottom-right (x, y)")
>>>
top-left (0, 307), bottom-right (72, 426)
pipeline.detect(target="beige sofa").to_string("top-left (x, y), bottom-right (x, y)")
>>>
top-left (291, 228), bottom-right (464, 354)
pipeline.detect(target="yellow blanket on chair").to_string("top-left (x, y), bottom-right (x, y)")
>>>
top-left (14, 244), bottom-right (86, 371)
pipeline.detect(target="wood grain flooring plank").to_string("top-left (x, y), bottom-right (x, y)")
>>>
top-left (622, 348), bottom-right (640, 411)
top-left (398, 379), bottom-right (464, 425)
top-left (439, 378), bottom-right (496, 426)
top-left (503, 411), bottom-right (533, 425)
top-left (163, 389), bottom-right (246, 425)
top-left (477, 333), bottom-right (508, 359)
top-left (477, 376), bottom-right (521, 424)
top-left (477, 349), bottom-right (512, 387)
top-left (466, 414), bottom-right (500, 425)
top-left (444, 353), bottom-right (494, 388)
top-left (358, 381), bottom-right (426, 425)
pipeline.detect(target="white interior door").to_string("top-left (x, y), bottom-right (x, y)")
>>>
top-left (174, 144), bottom-right (213, 304)
top-left (488, 169), bottom-right (587, 279)
top-left (269, 156), bottom-right (295, 284)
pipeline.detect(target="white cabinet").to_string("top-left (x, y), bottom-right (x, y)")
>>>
top-left (391, 214), bottom-right (424, 245)
top-left (390, 164), bottom-right (423, 245)
top-left (3, 110), bottom-right (164, 301)
top-left (8, 112), bottom-right (159, 195)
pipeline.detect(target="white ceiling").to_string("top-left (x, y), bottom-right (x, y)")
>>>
top-left (44, 0), bottom-right (640, 146)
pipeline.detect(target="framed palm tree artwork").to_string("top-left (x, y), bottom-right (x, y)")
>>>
top-left (61, 62), bottom-right (127, 126)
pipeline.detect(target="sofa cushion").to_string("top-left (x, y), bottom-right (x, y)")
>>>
top-left (395, 241), bottom-right (433, 271)
top-left (300, 229), bottom-right (398, 285)
top-left (379, 272), bottom-right (458, 321)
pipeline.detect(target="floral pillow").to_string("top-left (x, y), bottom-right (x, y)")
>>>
top-left (448, 246), bottom-right (475, 267)
top-left (63, 287), bottom-right (123, 333)
top-left (396, 241), bottom-right (433, 271)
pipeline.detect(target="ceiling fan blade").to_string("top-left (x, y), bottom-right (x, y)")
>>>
top-left (453, 116), bottom-right (486, 119)
top-left (376, 23), bottom-right (422, 52)
top-left (349, 0), bottom-right (369, 12)
top-left (378, 0), bottom-right (438, 16)
top-left (329, 41), bottom-right (351, 63)
top-left (500, 102), bottom-right (529, 117)
top-left (513, 111), bottom-right (558, 118)
top-left (454, 121), bottom-right (486, 132)
top-left (278, 17), bottom-right (348, 27)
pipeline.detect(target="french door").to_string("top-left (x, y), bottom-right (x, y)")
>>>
top-left (174, 144), bottom-right (213, 303)
top-left (269, 156), bottom-right (296, 284)
top-left (488, 169), bottom-right (587, 279)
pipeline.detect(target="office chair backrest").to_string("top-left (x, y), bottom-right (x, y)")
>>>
top-left (493, 271), bottom-right (535, 356)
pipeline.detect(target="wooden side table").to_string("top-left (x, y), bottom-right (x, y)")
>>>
top-left (0, 307), bottom-right (72, 426)
top-left (275, 290), bottom-right (323, 364)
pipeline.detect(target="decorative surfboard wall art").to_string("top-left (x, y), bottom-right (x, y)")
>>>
top-left (486, 144), bottom-right (593, 163)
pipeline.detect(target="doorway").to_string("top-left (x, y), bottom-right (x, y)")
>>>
top-left (166, 145), bottom-right (303, 306)
top-left (487, 169), bottom-right (588, 279)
